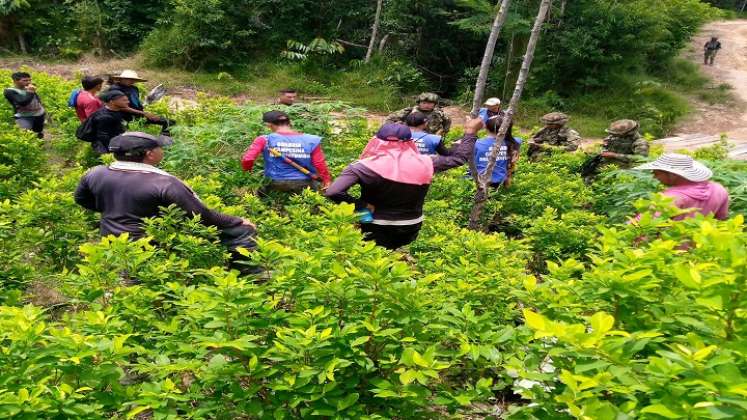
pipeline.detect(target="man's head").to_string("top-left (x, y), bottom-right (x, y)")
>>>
top-left (484, 97), bottom-right (501, 113)
top-left (109, 131), bottom-right (173, 165)
top-left (262, 110), bottom-right (291, 131)
top-left (81, 75), bottom-right (104, 93)
top-left (634, 153), bottom-right (713, 186)
top-left (711, 36), bottom-right (718, 42)
top-left (100, 90), bottom-right (130, 109)
top-left (405, 112), bottom-right (428, 131)
top-left (486, 117), bottom-right (503, 135)
top-left (376, 123), bottom-right (412, 142)
top-left (416, 92), bottom-right (439, 112)
top-left (11, 72), bottom-right (32, 88)
top-left (278, 89), bottom-right (297, 106)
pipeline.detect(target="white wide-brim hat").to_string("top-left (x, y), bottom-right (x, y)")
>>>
top-left (633, 153), bottom-right (712, 182)
top-left (484, 97), bottom-right (501, 106)
top-left (112, 70), bottom-right (147, 82)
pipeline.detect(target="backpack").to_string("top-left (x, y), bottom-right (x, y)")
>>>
top-left (75, 110), bottom-right (99, 142)
top-left (67, 89), bottom-right (81, 108)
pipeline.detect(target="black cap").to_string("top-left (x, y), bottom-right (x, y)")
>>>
top-left (262, 110), bottom-right (290, 124)
top-left (99, 89), bottom-right (126, 102)
top-left (405, 111), bottom-right (428, 127)
top-left (109, 131), bottom-right (173, 155)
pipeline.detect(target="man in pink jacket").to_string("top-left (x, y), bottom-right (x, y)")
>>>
top-left (634, 153), bottom-right (729, 220)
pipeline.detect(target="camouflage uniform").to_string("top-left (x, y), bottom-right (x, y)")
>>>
top-left (601, 119), bottom-right (649, 168)
top-left (527, 112), bottom-right (581, 160)
top-left (385, 92), bottom-right (452, 136)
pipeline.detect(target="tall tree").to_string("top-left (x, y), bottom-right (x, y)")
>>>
top-left (470, 0), bottom-right (512, 116)
top-left (365, 0), bottom-right (384, 63)
top-left (468, 0), bottom-right (553, 230)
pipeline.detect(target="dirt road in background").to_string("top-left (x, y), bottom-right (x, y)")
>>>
top-left (674, 20), bottom-right (747, 139)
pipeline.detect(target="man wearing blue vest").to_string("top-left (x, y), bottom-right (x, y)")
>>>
top-left (473, 117), bottom-right (521, 188)
top-left (405, 112), bottom-right (450, 156)
top-left (242, 110), bottom-right (332, 193)
top-left (478, 97), bottom-right (504, 125)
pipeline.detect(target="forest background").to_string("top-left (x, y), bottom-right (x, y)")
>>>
top-left (0, 0), bottom-right (745, 135)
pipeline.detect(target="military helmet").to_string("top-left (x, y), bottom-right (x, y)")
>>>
top-left (605, 119), bottom-right (639, 135)
top-left (541, 112), bottom-right (569, 125)
top-left (416, 92), bottom-right (440, 103)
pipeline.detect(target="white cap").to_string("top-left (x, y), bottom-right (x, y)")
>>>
top-left (484, 97), bottom-right (501, 106)
top-left (633, 153), bottom-right (712, 182)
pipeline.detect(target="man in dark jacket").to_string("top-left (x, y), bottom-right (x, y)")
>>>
top-left (74, 131), bottom-right (257, 267)
top-left (3, 72), bottom-right (45, 138)
top-left (85, 90), bottom-right (131, 154)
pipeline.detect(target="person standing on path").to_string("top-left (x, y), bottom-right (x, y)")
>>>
top-left (704, 36), bottom-right (721, 66)
top-left (324, 118), bottom-right (482, 250)
top-left (3, 72), bottom-right (46, 138)
top-left (633, 153), bottom-right (729, 220)
top-left (405, 112), bottom-right (450, 156)
top-left (75, 76), bottom-right (105, 122)
top-left (386, 92), bottom-right (452, 136)
top-left (242, 110), bottom-right (332, 193)
top-left (527, 112), bottom-right (581, 161)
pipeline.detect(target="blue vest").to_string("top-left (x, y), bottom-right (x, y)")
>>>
top-left (473, 136), bottom-right (522, 184)
top-left (411, 131), bottom-right (442, 155)
top-left (262, 133), bottom-right (321, 180)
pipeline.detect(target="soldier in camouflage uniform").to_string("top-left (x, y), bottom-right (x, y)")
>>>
top-left (527, 112), bottom-right (581, 161)
top-left (581, 119), bottom-right (649, 182)
top-left (386, 92), bottom-right (452, 136)
top-left (600, 119), bottom-right (649, 167)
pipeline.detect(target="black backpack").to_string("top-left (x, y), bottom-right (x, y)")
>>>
top-left (75, 110), bottom-right (100, 142)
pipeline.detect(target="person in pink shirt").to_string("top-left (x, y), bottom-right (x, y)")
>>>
top-left (634, 153), bottom-right (729, 220)
top-left (75, 76), bottom-right (105, 121)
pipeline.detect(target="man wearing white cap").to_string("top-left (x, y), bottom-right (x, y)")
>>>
top-left (108, 70), bottom-right (175, 134)
top-left (634, 153), bottom-right (729, 220)
top-left (478, 97), bottom-right (503, 125)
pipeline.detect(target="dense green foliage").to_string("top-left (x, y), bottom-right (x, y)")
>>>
top-left (1, 70), bottom-right (746, 418)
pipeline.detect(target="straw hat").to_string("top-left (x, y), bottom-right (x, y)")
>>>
top-left (633, 153), bottom-right (712, 182)
top-left (112, 70), bottom-right (147, 82)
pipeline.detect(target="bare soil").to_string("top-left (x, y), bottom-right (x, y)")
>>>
top-left (674, 20), bottom-right (747, 140)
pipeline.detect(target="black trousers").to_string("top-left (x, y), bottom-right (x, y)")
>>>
top-left (144, 116), bottom-right (176, 135)
top-left (15, 114), bottom-right (45, 138)
top-left (361, 222), bottom-right (422, 250)
top-left (259, 179), bottom-right (318, 196)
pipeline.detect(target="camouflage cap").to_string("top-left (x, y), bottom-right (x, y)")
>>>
top-left (541, 112), bottom-right (569, 125)
top-left (605, 119), bottom-right (639, 135)
top-left (416, 92), bottom-right (440, 103)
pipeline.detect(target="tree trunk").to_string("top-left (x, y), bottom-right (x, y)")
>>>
top-left (378, 33), bottom-right (390, 52)
top-left (365, 0), bottom-right (384, 63)
top-left (470, 0), bottom-right (512, 117)
top-left (17, 32), bottom-right (27, 54)
top-left (468, 0), bottom-right (553, 230)
top-left (502, 33), bottom-right (516, 101)
top-left (741, 0), bottom-right (747, 12)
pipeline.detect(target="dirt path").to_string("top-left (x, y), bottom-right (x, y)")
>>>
top-left (662, 20), bottom-right (747, 156)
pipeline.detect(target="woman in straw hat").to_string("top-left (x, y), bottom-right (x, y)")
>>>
top-left (634, 153), bottom-right (729, 220)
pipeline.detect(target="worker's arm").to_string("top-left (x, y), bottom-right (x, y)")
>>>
top-left (3, 89), bottom-right (35, 107)
top-left (310, 145), bottom-right (332, 185)
top-left (385, 108), bottom-right (409, 124)
top-left (435, 139), bottom-right (451, 156)
top-left (74, 174), bottom-right (97, 211)
top-left (324, 165), bottom-right (368, 210)
top-left (163, 180), bottom-right (245, 229)
top-left (432, 118), bottom-right (482, 173)
top-left (241, 136), bottom-right (267, 171)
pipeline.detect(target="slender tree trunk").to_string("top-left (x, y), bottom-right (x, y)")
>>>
top-left (468, 0), bottom-right (553, 230)
top-left (741, 0), bottom-right (747, 12)
top-left (378, 33), bottom-right (390, 52)
top-left (470, 0), bottom-right (512, 116)
top-left (502, 33), bottom-right (516, 101)
top-left (17, 32), bottom-right (27, 54)
top-left (365, 0), bottom-right (384, 63)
